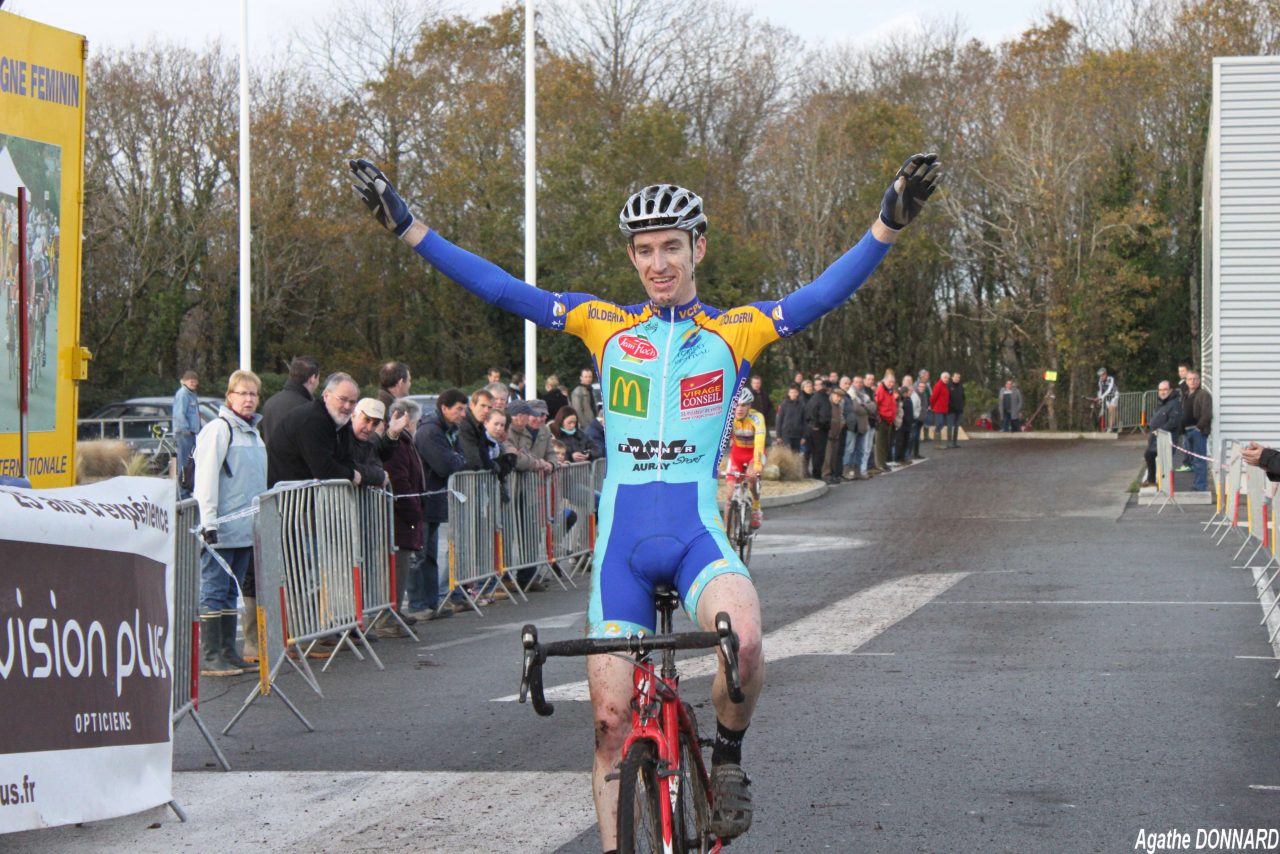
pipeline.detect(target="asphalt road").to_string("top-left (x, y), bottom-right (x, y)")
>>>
top-left (10, 435), bottom-right (1280, 853)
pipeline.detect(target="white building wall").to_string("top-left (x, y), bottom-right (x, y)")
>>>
top-left (1205, 56), bottom-right (1280, 453)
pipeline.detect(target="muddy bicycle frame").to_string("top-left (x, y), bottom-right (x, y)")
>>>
top-left (520, 587), bottom-right (745, 852)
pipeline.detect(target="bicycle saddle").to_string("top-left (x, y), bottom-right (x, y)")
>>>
top-left (654, 583), bottom-right (681, 618)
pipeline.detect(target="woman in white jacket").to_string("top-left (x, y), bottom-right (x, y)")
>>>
top-left (193, 370), bottom-right (268, 676)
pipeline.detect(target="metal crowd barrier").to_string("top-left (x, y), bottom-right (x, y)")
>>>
top-left (1170, 436), bottom-right (1280, 703)
top-left (224, 479), bottom-right (381, 735)
top-left (357, 487), bottom-right (418, 640)
top-left (1236, 464), bottom-right (1272, 569)
top-left (444, 463), bottom-right (601, 614)
top-left (1210, 446), bottom-right (1245, 546)
top-left (548, 461), bottom-right (596, 581)
top-left (1104, 390), bottom-right (1154, 431)
top-left (172, 498), bottom-right (230, 770)
top-left (591, 458), bottom-right (606, 494)
top-left (499, 470), bottom-right (555, 595)
top-left (445, 470), bottom-right (505, 614)
top-left (1153, 430), bottom-right (1178, 513)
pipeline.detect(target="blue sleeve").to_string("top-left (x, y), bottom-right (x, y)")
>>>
top-left (775, 230), bottom-right (891, 336)
top-left (412, 230), bottom-right (566, 329)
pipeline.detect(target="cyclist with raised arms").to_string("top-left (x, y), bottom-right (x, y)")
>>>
top-left (724, 388), bottom-right (767, 529)
top-left (349, 153), bottom-right (941, 851)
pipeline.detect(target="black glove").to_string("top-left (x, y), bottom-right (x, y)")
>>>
top-left (880, 153), bottom-right (941, 231)
top-left (200, 527), bottom-right (218, 545)
top-left (349, 158), bottom-right (415, 237)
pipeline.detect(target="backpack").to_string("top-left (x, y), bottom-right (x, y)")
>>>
top-left (180, 417), bottom-right (234, 493)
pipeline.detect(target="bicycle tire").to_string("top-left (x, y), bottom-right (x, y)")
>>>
top-left (674, 703), bottom-right (712, 854)
top-left (725, 498), bottom-right (740, 550)
top-left (736, 500), bottom-right (753, 566)
top-left (617, 741), bottom-right (664, 854)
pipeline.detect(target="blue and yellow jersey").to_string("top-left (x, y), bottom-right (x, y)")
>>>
top-left (413, 227), bottom-right (891, 636)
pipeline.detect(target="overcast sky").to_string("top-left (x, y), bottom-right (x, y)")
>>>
top-left (17, 0), bottom-right (1057, 57)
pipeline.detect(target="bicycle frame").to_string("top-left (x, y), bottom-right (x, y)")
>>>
top-left (618, 644), bottom-right (720, 852)
top-left (519, 602), bottom-right (744, 854)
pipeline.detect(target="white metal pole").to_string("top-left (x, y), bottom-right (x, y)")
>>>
top-left (522, 0), bottom-right (537, 395)
top-left (238, 0), bottom-right (252, 370)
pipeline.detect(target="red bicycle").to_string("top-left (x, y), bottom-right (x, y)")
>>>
top-left (520, 585), bottom-right (745, 853)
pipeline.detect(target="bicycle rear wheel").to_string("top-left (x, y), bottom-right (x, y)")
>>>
top-left (617, 741), bottom-right (664, 854)
top-left (736, 501), bottom-right (753, 566)
top-left (674, 703), bottom-right (712, 854)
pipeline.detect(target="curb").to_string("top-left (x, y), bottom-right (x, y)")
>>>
top-left (965, 431), bottom-right (1119, 441)
top-left (761, 480), bottom-right (828, 508)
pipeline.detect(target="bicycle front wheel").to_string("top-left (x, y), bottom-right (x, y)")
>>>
top-left (675, 704), bottom-right (712, 854)
top-left (617, 741), bottom-right (665, 854)
top-left (736, 501), bottom-right (753, 566)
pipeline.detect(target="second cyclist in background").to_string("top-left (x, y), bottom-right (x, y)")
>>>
top-left (725, 389), bottom-right (766, 529)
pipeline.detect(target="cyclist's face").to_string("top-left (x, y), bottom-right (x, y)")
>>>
top-left (627, 229), bottom-right (705, 307)
top-left (735, 403), bottom-right (749, 419)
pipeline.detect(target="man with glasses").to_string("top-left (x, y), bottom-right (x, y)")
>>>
top-left (266, 371), bottom-right (382, 487)
top-left (1142, 381), bottom-right (1181, 488)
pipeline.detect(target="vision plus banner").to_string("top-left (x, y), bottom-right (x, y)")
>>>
top-left (0, 476), bottom-right (174, 833)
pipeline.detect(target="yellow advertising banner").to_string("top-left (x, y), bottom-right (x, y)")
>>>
top-left (0, 12), bottom-right (88, 486)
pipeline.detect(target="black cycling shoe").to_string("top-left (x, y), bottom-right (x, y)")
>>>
top-left (709, 763), bottom-right (753, 839)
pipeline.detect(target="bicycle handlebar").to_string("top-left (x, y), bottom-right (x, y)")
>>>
top-left (519, 613), bottom-right (745, 717)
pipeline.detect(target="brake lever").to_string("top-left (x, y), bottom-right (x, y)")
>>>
top-left (520, 624), bottom-right (554, 716)
top-left (714, 612), bottom-right (745, 704)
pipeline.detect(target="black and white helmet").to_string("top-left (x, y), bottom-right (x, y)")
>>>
top-left (619, 184), bottom-right (707, 239)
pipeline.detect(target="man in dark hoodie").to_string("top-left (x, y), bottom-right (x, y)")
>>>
top-left (804, 381), bottom-right (832, 479)
top-left (775, 385), bottom-right (806, 453)
top-left (456, 388), bottom-right (496, 472)
top-left (1142, 380), bottom-right (1181, 487)
top-left (407, 388), bottom-right (470, 619)
top-left (259, 356), bottom-right (318, 443)
top-left (946, 370), bottom-right (966, 448)
top-left (1181, 371), bottom-right (1212, 492)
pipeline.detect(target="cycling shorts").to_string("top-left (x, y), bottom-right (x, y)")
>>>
top-left (725, 446), bottom-right (757, 481)
top-left (588, 479), bottom-right (750, 638)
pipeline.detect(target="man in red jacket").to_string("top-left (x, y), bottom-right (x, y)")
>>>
top-left (874, 372), bottom-right (897, 471)
top-left (930, 371), bottom-right (951, 443)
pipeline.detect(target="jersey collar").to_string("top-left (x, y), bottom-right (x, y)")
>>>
top-left (649, 296), bottom-right (703, 323)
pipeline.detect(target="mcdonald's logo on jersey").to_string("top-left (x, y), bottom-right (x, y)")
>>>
top-left (608, 367), bottom-right (650, 419)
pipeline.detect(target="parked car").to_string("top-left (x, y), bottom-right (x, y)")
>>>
top-left (78, 396), bottom-right (222, 467)
top-left (404, 393), bottom-right (439, 418)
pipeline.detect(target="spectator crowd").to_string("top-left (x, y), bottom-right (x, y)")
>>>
top-left (188, 357), bottom-right (606, 676)
top-left (769, 368), bottom-right (969, 485)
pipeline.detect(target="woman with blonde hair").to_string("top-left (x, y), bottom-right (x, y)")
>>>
top-left (193, 370), bottom-right (267, 676)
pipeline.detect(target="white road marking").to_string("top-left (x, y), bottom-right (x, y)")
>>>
top-left (936, 600), bottom-right (1255, 606)
top-left (1249, 784), bottom-right (1280, 792)
top-left (493, 572), bottom-right (966, 703)
top-left (750, 534), bottom-right (867, 552)
top-left (8, 771), bottom-right (595, 853)
top-left (1235, 655), bottom-right (1279, 661)
top-left (420, 611), bottom-right (585, 651)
